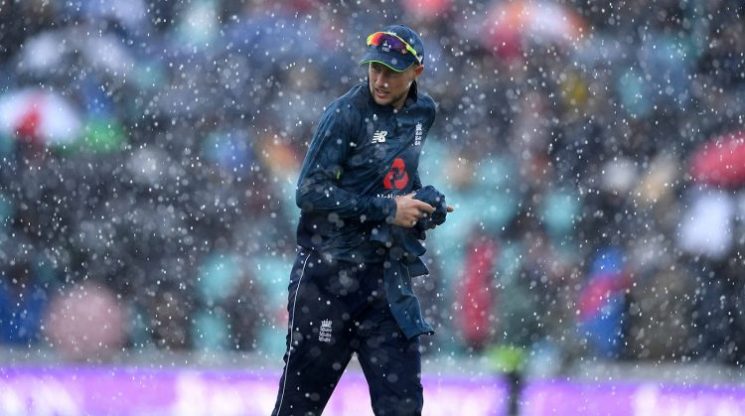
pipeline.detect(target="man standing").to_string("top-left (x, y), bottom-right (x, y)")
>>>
top-left (272, 24), bottom-right (451, 416)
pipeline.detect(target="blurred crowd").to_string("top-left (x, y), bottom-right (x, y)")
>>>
top-left (1, 0), bottom-right (744, 373)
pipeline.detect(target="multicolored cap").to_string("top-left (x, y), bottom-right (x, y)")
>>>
top-left (360, 24), bottom-right (425, 72)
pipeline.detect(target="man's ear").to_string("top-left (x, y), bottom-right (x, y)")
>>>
top-left (414, 65), bottom-right (424, 77)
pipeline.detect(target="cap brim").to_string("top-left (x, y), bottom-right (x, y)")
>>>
top-left (359, 48), bottom-right (417, 72)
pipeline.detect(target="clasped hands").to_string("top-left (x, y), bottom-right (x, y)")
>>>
top-left (392, 192), bottom-right (454, 228)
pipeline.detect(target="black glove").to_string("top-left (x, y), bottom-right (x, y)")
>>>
top-left (414, 185), bottom-right (447, 231)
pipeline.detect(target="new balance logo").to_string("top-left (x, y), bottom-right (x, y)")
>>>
top-left (372, 130), bottom-right (388, 144)
top-left (319, 319), bottom-right (332, 343)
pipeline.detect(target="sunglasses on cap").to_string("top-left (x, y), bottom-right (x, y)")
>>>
top-left (366, 31), bottom-right (423, 65)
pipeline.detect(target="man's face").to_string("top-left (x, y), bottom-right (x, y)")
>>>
top-left (368, 62), bottom-right (423, 109)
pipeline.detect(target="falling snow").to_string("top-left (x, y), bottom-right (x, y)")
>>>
top-left (1, 1), bottom-right (745, 415)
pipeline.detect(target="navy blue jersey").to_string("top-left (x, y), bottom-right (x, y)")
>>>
top-left (295, 81), bottom-right (436, 263)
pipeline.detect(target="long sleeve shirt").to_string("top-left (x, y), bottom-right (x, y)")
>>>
top-left (295, 81), bottom-right (436, 264)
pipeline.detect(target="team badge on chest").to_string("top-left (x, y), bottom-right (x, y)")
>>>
top-left (383, 158), bottom-right (409, 190)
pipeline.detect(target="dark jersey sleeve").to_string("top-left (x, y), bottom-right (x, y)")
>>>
top-left (413, 98), bottom-right (437, 192)
top-left (296, 102), bottom-right (396, 222)
top-left (412, 173), bottom-right (423, 191)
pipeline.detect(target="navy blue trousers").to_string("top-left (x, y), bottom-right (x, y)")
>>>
top-left (271, 249), bottom-right (423, 416)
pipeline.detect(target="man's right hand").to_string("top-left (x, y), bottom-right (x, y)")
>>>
top-left (392, 193), bottom-right (435, 228)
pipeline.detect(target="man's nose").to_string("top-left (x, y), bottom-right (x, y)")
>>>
top-left (374, 76), bottom-right (388, 88)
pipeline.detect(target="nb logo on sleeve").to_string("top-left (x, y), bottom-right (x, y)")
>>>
top-left (372, 130), bottom-right (388, 143)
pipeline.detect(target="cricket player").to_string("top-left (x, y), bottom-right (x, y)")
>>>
top-left (272, 24), bottom-right (451, 416)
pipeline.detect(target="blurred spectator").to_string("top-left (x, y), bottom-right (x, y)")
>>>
top-left (456, 232), bottom-right (499, 351)
top-left (0, 251), bottom-right (47, 345)
top-left (626, 266), bottom-right (694, 361)
top-left (192, 252), bottom-right (266, 351)
top-left (576, 247), bottom-right (630, 359)
top-left (43, 282), bottom-right (126, 361)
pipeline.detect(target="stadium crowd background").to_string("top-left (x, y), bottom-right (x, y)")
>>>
top-left (0, 0), bottom-right (744, 377)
